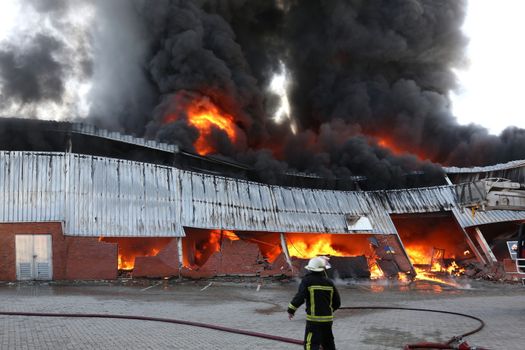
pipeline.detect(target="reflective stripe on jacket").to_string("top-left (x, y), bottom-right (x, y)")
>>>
top-left (287, 271), bottom-right (341, 323)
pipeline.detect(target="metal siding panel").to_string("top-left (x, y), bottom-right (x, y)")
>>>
top-left (223, 179), bottom-right (239, 229)
top-left (133, 161), bottom-right (145, 235)
top-left (12, 154), bottom-right (20, 221)
top-left (0, 153), bottom-right (6, 221)
top-left (10, 151), bottom-right (524, 237)
top-left (203, 175), bottom-right (219, 229)
top-left (181, 171), bottom-right (194, 228)
top-left (192, 173), bottom-right (206, 228)
top-left (452, 207), bottom-right (525, 228)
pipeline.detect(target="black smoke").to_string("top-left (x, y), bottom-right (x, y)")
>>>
top-left (140, 0), bottom-right (462, 188)
top-left (2, 0), bottom-right (525, 189)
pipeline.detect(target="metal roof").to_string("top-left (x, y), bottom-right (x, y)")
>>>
top-left (2, 151), bottom-right (524, 236)
top-left (71, 123), bottom-right (179, 154)
top-left (444, 159), bottom-right (525, 174)
top-left (176, 170), bottom-right (395, 234)
top-left (451, 207), bottom-right (525, 228)
top-left (366, 186), bottom-right (457, 214)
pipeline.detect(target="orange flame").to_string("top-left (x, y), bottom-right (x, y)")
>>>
top-left (375, 136), bottom-right (428, 160)
top-left (164, 96), bottom-right (238, 155)
top-left (193, 230), bottom-right (240, 266)
top-left (403, 246), bottom-right (465, 286)
top-left (287, 235), bottom-right (348, 258)
top-left (261, 244), bottom-right (282, 263)
top-left (369, 262), bottom-right (385, 279)
top-left (100, 237), bottom-right (171, 270)
top-left (286, 234), bottom-right (386, 279)
top-left (119, 247), bottom-right (161, 270)
top-left (377, 138), bottom-right (405, 156)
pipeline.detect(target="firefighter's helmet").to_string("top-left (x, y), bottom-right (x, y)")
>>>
top-left (305, 256), bottom-right (331, 272)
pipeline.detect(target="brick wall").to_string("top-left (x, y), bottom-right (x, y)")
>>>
top-left (0, 222), bottom-right (117, 281)
top-left (65, 238), bottom-right (117, 280)
top-left (133, 238), bottom-right (180, 278)
top-left (181, 239), bottom-right (293, 279)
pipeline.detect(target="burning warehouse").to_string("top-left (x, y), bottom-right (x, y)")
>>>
top-left (0, 119), bottom-right (524, 283)
top-left (1, 1), bottom-right (525, 284)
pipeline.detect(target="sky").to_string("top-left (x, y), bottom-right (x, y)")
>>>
top-left (450, 0), bottom-right (525, 135)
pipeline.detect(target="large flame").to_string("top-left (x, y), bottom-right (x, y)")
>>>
top-left (286, 233), bottom-right (384, 277)
top-left (394, 217), bottom-right (469, 286)
top-left (164, 96), bottom-right (238, 155)
top-left (287, 235), bottom-right (348, 258)
top-left (404, 245), bottom-right (465, 286)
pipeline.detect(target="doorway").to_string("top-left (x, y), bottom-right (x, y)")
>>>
top-left (15, 234), bottom-right (53, 280)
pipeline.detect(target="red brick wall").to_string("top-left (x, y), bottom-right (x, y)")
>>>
top-left (0, 222), bottom-right (66, 281)
top-left (65, 238), bottom-right (117, 280)
top-left (181, 239), bottom-right (292, 278)
top-left (133, 238), bottom-right (179, 278)
top-left (0, 222), bottom-right (117, 281)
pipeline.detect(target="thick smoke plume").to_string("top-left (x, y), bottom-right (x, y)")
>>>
top-left (1, 0), bottom-right (525, 189)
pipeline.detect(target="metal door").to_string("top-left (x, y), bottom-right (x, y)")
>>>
top-left (15, 235), bottom-right (53, 280)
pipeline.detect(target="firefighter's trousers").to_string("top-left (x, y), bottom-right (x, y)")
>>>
top-left (304, 321), bottom-right (336, 350)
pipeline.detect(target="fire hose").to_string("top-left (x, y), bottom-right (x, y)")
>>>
top-left (0, 306), bottom-right (487, 349)
top-left (338, 307), bottom-right (488, 350)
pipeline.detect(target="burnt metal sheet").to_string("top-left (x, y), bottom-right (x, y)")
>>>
top-left (367, 186), bottom-right (457, 214)
top-left (71, 123), bottom-right (178, 154)
top-left (451, 207), bottom-right (525, 228)
top-left (444, 160), bottom-right (525, 174)
top-left (62, 154), bottom-right (184, 237)
top-left (177, 170), bottom-right (395, 234)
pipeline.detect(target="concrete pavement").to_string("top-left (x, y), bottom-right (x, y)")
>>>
top-left (0, 278), bottom-right (523, 349)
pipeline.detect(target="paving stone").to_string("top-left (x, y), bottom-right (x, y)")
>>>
top-left (0, 280), bottom-right (523, 349)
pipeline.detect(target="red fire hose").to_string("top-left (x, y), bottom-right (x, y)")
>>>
top-left (0, 306), bottom-right (488, 349)
top-left (0, 311), bottom-right (303, 345)
top-left (339, 306), bottom-right (488, 350)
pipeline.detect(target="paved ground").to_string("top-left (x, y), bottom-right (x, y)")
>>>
top-left (0, 278), bottom-right (523, 349)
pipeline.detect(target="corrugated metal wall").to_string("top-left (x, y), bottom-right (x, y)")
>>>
top-left (444, 160), bottom-right (525, 184)
top-left (0, 152), bottom-right (184, 237)
top-left (0, 151), bottom-right (397, 236)
top-left (368, 186), bottom-right (457, 214)
top-left (452, 207), bottom-right (525, 228)
top-left (176, 170), bottom-right (396, 234)
top-left (0, 152), bottom-right (66, 223)
top-left (2, 151), bottom-right (525, 237)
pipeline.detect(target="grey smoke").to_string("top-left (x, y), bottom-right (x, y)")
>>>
top-left (0, 34), bottom-right (64, 105)
top-left (86, 0), bottom-right (158, 134)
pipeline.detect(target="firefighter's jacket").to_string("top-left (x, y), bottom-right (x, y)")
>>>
top-left (287, 272), bottom-right (341, 323)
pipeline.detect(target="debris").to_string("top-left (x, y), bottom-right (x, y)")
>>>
top-left (200, 282), bottom-right (213, 291)
top-left (140, 282), bottom-right (162, 292)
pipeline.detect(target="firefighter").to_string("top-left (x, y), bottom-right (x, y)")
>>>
top-left (287, 256), bottom-right (341, 350)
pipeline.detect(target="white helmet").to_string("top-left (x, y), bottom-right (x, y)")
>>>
top-left (305, 256), bottom-right (331, 272)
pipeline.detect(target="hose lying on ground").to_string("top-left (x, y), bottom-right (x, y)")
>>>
top-left (0, 311), bottom-right (303, 345)
top-left (0, 306), bottom-right (486, 348)
top-left (339, 306), bottom-right (487, 350)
